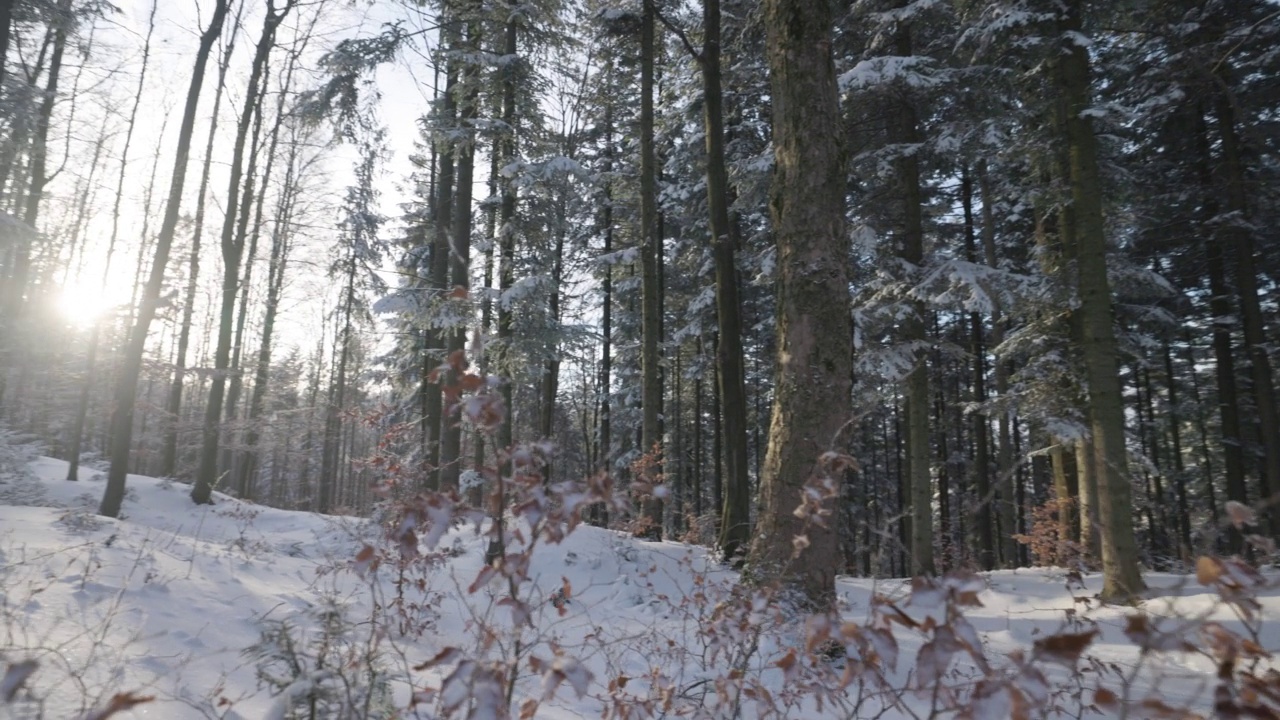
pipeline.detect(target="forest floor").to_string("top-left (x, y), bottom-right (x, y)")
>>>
top-left (1, 446), bottom-right (1276, 718)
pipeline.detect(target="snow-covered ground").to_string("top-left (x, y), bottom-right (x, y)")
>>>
top-left (2, 448), bottom-right (1277, 718)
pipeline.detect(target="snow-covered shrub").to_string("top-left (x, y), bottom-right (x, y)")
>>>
top-left (245, 594), bottom-right (396, 720)
top-left (56, 506), bottom-right (106, 534)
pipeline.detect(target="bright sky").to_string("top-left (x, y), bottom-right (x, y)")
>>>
top-left (47, 0), bottom-right (441, 350)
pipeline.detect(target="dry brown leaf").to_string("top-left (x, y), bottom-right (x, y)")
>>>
top-left (1196, 556), bottom-right (1222, 586)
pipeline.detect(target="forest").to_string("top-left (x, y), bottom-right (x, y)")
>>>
top-left (0, 0), bottom-right (1278, 614)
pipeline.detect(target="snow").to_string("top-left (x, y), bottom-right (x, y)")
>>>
top-left (839, 56), bottom-right (946, 92)
top-left (2, 454), bottom-right (1278, 717)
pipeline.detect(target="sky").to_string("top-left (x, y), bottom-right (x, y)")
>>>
top-left (48, 0), bottom-right (445, 351)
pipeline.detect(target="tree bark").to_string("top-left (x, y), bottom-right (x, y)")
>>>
top-left (1058, 0), bottom-right (1143, 599)
top-left (699, 0), bottom-right (752, 564)
top-left (160, 23), bottom-right (237, 478)
top-left (890, 19), bottom-right (934, 577)
top-left (0, 0), bottom-right (13, 92)
top-left (638, 0), bottom-right (664, 537)
top-left (747, 0), bottom-right (850, 609)
top-left (977, 160), bottom-right (1019, 566)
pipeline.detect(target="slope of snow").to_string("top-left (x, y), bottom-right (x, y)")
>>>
top-left (2, 453), bottom-right (1277, 718)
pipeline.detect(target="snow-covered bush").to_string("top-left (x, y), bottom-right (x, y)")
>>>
top-left (245, 594), bottom-right (396, 720)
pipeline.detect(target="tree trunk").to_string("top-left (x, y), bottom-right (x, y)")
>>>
top-left (1161, 338), bottom-right (1192, 556)
top-left (423, 15), bottom-right (458, 488)
top-left (100, 0), bottom-right (231, 518)
top-left (222, 75), bottom-right (272, 485)
top-left (236, 129), bottom-right (302, 499)
top-left (319, 258), bottom-right (358, 514)
top-left (961, 165), bottom-right (993, 570)
top-left (1058, 0), bottom-right (1143, 599)
top-left (1214, 88), bottom-right (1280, 531)
top-left (594, 76), bottom-right (613, 526)
top-left (977, 160), bottom-right (1019, 566)
top-left (747, 0), bottom-right (850, 609)
top-left (638, 0), bottom-right (663, 538)
top-left (700, 0), bottom-right (751, 564)
top-left (439, 14), bottom-right (479, 491)
top-left (1194, 104), bottom-right (1248, 553)
top-left (67, 0), bottom-right (160, 482)
top-left (5, 0), bottom-right (69, 319)
top-left (192, 0), bottom-right (293, 505)
top-left (160, 26), bottom-right (237, 478)
top-left (890, 20), bottom-right (934, 577)
top-left (0, 0), bottom-right (13, 91)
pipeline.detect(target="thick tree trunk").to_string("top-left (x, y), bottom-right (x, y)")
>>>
top-left (100, 0), bottom-right (231, 518)
top-left (747, 0), bottom-right (850, 609)
top-left (1058, 0), bottom-right (1143, 599)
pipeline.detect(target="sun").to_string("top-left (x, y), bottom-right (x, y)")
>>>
top-left (56, 284), bottom-right (120, 328)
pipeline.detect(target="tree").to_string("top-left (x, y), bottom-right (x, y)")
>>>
top-left (637, 0), bottom-right (663, 538)
top-left (192, 0), bottom-right (296, 506)
top-left (1056, 0), bottom-right (1143, 599)
top-left (746, 0), bottom-right (850, 609)
top-left (99, 0), bottom-right (231, 517)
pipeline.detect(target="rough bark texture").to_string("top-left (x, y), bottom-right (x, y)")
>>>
top-left (495, 12), bottom-right (517, 461)
top-left (746, 0), bottom-right (850, 609)
top-left (1058, 0), bottom-right (1143, 599)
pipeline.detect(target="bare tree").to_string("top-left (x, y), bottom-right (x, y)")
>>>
top-left (100, 0), bottom-right (232, 518)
